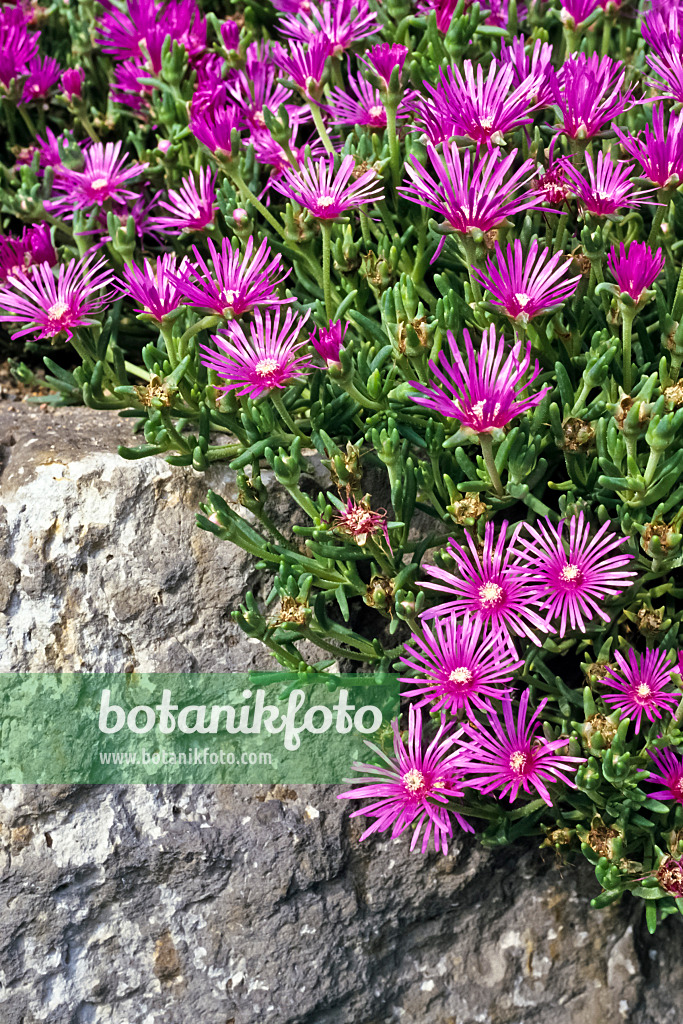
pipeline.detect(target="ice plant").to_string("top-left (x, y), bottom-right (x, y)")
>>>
top-left (279, 0), bottom-right (381, 56)
top-left (177, 236), bottom-right (291, 319)
top-left (607, 242), bottom-right (665, 392)
top-left (614, 104), bottom-right (683, 191)
top-left (61, 66), bottom-right (85, 101)
top-left (601, 648), bottom-right (679, 734)
top-left (564, 152), bottom-right (649, 218)
top-left (549, 54), bottom-right (634, 139)
top-left (408, 325), bottom-right (549, 495)
top-left (46, 141), bottom-right (148, 216)
top-left (150, 167), bottom-right (217, 234)
top-left (642, 748), bottom-right (683, 807)
top-left (0, 225), bottom-right (56, 283)
top-left (419, 520), bottom-right (552, 649)
top-left (199, 306), bottom-right (313, 399)
top-left (500, 36), bottom-right (554, 107)
top-left (272, 37), bottom-right (329, 99)
top-left (332, 497), bottom-right (391, 549)
top-left (310, 318), bottom-right (347, 365)
top-left (399, 612), bottom-right (522, 716)
top-left (121, 254), bottom-right (187, 325)
top-left (512, 513), bottom-right (637, 636)
top-left (361, 42), bottom-right (408, 88)
top-left (327, 72), bottom-right (405, 129)
top-left (472, 239), bottom-right (581, 324)
top-left (189, 103), bottom-right (242, 156)
top-left (458, 691), bottom-right (584, 805)
top-left (0, 253), bottom-right (115, 341)
top-left (338, 704), bottom-right (472, 854)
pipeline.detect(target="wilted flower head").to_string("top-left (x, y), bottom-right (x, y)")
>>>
top-left (121, 254), bottom-right (188, 324)
top-left (310, 318), bottom-right (347, 364)
top-left (607, 242), bottom-right (665, 303)
top-left (46, 141), bottom-right (148, 217)
top-left (549, 53), bottom-right (634, 139)
top-left (409, 324), bottom-right (549, 435)
top-left (400, 612), bottom-right (521, 716)
top-left (332, 497), bottom-right (391, 548)
top-left (272, 153), bottom-right (384, 219)
top-left (178, 236), bottom-right (291, 318)
top-left (419, 519), bottom-right (551, 648)
top-left (150, 166), bottom-right (217, 234)
top-left (657, 857), bottom-right (683, 898)
top-left (200, 307), bottom-right (313, 399)
top-left (361, 42), bottom-right (408, 88)
top-left (614, 104), bottom-right (683, 191)
top-left (512, 512), bottom-right (637, 636)
top-left (338, 704), bottom-right (472, 854)
top-left (643, 748), bottom-right (683, 806)
top-left (601, 648), bottom-right (679, 733)
top-left (472, 239), bottom-right (581, 324)
top-left (564, 151), bottom-right (651, 218)
top-left (458, 691), bottom-right (584, 805)
top-left (0, 253), bottom-right (115, 342)
top-left (0, 224), bottom-right (56, 284)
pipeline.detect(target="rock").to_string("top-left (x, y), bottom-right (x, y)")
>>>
top-left (0, 399), bottom-right (680, 1023)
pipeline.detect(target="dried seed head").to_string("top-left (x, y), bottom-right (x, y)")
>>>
top-left (449, 493), bottom-right (488, 525)
top-left (636, 606), bottom-right (664, 638)
top-left (562, 417), bottom-right (596, 453)
top-left (583, 712), bottom-right (618, 747)
top-left (657, 857), bottom-right (683, 898)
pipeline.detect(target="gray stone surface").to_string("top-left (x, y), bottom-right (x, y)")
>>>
top-left (0, 398), bottom-right (681, 1024)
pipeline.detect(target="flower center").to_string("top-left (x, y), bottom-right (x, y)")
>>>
top-left (509, 750), bottom-right (527, 774)
top-left (635, 682), bottom-right (652, 701)
top-left (559, 562), bottom-right (582, 583)
top-left (255, 358), bottom-right (279, 377)
top-left (222, 289), bottom-right (238, 312)
top-left (253, 111), bottom-right (266, 126)
top-left (515, 292), bottom-right (531, 308)
top-left (479, 115), bottom-right (494, 129)
top-left (47, 301), bottom-right (70, 320)
top-left (317, 195), bottom-right (336, 208)
top-left (90, 177), bottom-right (110, 192)
top-left (676, 777), bottom-right (683, 795)
top-left (402, 768), bottom-right (426, 794)
top-left (448, 666), bottom-right (473, 687)
top-left (478, 581), bottom-right (503, 608)
top-left (369, 105), bottom-right (384, 119)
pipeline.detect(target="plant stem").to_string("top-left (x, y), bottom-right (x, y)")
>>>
top-left (230, 169), bottom-right (286, 238)
top-left (478, 432), bottom-right (504, 497)
top-left (321, 220), bottom-right (333, 320)
top-left (460, 235), bottom-right (482, 303)
top-left (385, 100), bottom-right (401, 187)
top-left (647, 193), bottom-right (668, 248)
top-left (308, 101), bottom-right (335, 154)
top-left (622, 308), bottom-right (636, 394)
top-left (270, 391), bottom-right (308, 440)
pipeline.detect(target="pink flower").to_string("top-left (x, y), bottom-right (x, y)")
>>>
top-left (458, 691), bottom-right (584, 805)
top-left (310, 318), bottom-right (347, 364)
top-left (177, 236), bottom-right (291, 318)
top-left (512, 513), bottom-right (637, 637)
top-left (150, 167), bottom-right (217, 234)
top-left (416, 60), bottom-right (537, 146)
top-left (472, 239), bottom-right (580, 323)
top-left (361, 42), bottom-right (408, 88)
top-left (409, 325), bottom-right (549, 434)
top-left (279, 0), bottom-right (381, 56)
top-left (647, 48), bottom-right (683, 105)
top-left (643, 748), bottom-right (683, 806)
top-left (641, 4), bottom-right (683, 61)
top-left (20, 54), bottom-right (61, 103)
top-left (326, 72), bottom-right (414, 128)
top-left (549, 53), bottom-right (634, 139)
top-left (338, 704), bottom-right (473, 854)
top-left (200, 307), bottom-right (313, 398)
top-left (500, 36), bottom-right (554, 107)
top-left (190, 102), bottom-right (242, 156)
top-left (61, 66), bottom-right (85, 100)
top-left (614, 104), bottom-right (683, 190)
top-left (220, 18), bottom-right (240, 50)
top-left (226, 54), bottom-right (300, 133)
top-left (97, 0), bottom-right (206, 64)
top-left (399, 143), bottom-right (543, 251)
top-left (0, 5), bottom-right (38, 90)
top-left (419, 520), bottom-right (552, 648)
top-left (272, 37), bottom-right (329, 98)
top-left (121, 254), bottom-right (188, 325)
top-left (564, 151), bottom-right (652, 218)
top-left (602, 649), bottom-right (679, 733)
top-left (0, 253), bottom-right (115, 342)
top-left (0, 225), bottom-right (56, 284)
top-left (400, 612), bottom-right (522, 716)
top-left (272, 153), bottom-right (384, 219)
top-left (607, 242), bottom-right (665, 303)
top-left (46, 141), bottom-right (148, 217)
top-left (533, 144), bottom-right (574, 207)
top-left (560, 0), bottom-right (600, 27)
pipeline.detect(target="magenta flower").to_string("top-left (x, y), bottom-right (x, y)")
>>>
top-left (416, 0), bottom-right (460, 32)
top-left (500, 36), bottom-right (554, 107)
top-left (549, 53), bottom-right (634, 139)
top-left (0, 253), bottom-right (115, 342)
top-left (648, 49), bottom-right (683, 105)
top-left (46, 141), bottom-right (148, 217)
top-left (253, 129), bottom-right (327, 190)
top-left (150, 167), bottom-right (217, 234)
top-left (0, 5), bottom-right (38, 91)
top-left (361, 42), bottom-right (408, 88)
top-left (472, 239), bottom-right (580, 324)
top-left (533, 144), bottom-right (574, 207)
top-left (280, 0), bottom-right (381, 56)
top-left (409, 325), bottom-right (549, 435)
top-left (607, 242), bottom-right (665, 303)
top-left (560, 0), bottom-right (599, 26)
top-left (200, 307), bottom-right (313, 399)
top-left (602, 649), bottom-right (679, 734)
top-left (327, 73), bottom-right (412, 129)
top-left (614, 104), bottom-right (683, 190)
top-left (310, 318), bottom-right (347, 364)
top-left (272, 37), bottom-right (329, 98)
top-left (0, 225), bottom-right (56, 284)
top-left (189, 102), bottom-right (242, 156)
top-left (512, 513), bottom-right (637, 637)
top-left (458, 691), bottom-right (584, 805)
top-left (97, 0), bottom-right (206, 64)
top-left (226, 55), bottom-right (299, 133)
top-left (121, 254), bottom-right (187, 325)
top-left (400, 612), bottom-right (522, 716)
top-left (641, 4), bottom-right (683, 61)
top-left (338, 704), bottom-right (473, 854)
top-left (564, 151), bottom-right (651, 218)
top-left (272, 154), bottom-right (384, 219)
top-left (417, 60), bottom-right (537, 146)
top-left (177, 236), bottom-right (291, 319)
top-left (419, 520), bottom-right (552, 648)
top-left (61, 66), bottom-right (85, 101)
top-left (399, 143), bottom-right (543, 253)
top-left (643, 748), bottom-right (683, 806)
top-left (221, 18), bottom-right (240, 50)
top-left (21, 54), bottom-right (61, 103)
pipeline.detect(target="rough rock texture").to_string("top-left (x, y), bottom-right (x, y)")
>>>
top-left (0, 398), bottom-right (681, 1024)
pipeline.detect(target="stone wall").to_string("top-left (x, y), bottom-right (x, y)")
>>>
top-left (0, 397), bottom-right (680, 1024)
